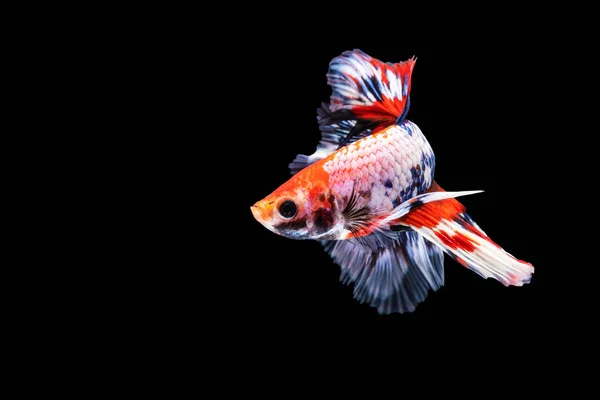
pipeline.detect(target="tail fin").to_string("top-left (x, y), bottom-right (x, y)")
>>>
top-left (394, 195), bottom-right (534, 287)
top-left (323, 49), bottom-right (416, 147)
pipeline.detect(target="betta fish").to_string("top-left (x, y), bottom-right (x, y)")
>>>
top-left (251, 49), bottom-right (533, 314)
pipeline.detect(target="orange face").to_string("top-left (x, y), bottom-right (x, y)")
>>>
top-left (251, 163), bottom-right (342, 240)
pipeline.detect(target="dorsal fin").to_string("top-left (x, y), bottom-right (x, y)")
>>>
top-left (289, 50), bottom-right (416, 175)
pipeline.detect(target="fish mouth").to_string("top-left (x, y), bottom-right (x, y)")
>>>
top-left (251, 202), bottom-right (277, 234)
top-left (251, 204), bottom-right (266, 222)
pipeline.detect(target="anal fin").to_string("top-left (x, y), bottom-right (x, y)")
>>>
top-left (321, 231), bottom-right (444, 314)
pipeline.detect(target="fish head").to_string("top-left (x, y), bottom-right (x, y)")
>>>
top-left (251, 180), bottom-right (311, 239)
top-left (251, 170), bottom-right (342, 240)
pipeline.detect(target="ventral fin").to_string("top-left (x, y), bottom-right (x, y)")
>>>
top-left (381, 190), bottom-right (484, 227)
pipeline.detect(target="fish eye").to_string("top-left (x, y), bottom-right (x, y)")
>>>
top-left (278, 200), bottom-right (297, 219)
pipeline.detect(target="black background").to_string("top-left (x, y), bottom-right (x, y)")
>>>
top-left (20, 8), bottom-right (594, 391)
top-left (92, 16), bottom-right (596, 386)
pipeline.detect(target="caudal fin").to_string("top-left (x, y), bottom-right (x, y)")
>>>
top-left (394, 196), bottom-right (534, 287)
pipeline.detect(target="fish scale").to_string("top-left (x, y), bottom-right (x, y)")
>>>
top-left (322, 121), bottom-right (435, 212)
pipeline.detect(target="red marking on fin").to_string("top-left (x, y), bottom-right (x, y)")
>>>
top-left (398, 198), bottom-right (465, 229)
top-left (455, 257), bottom-right (468, 268)
top-left (434, 230), bottom-right (478, 252)
top-left (327, 50), bottom-right (416, 131)
top-left (352, 98), bottom-right (408, 126)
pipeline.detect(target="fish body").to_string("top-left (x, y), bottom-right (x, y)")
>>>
top-left (253, 121), bottom-right (433, 241)
top-left (251, 49), bottom-right (533, 314)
